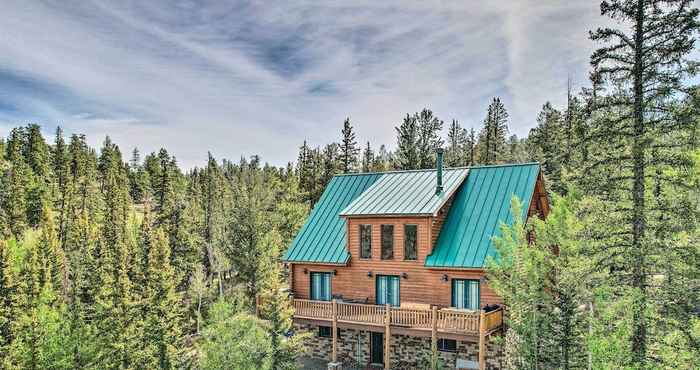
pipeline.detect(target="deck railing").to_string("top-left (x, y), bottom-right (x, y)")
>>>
top-left (291, 298), bottom-right (503, 336)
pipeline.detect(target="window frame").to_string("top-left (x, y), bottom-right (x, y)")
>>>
top-left (437, 338), bottom-right (457, 352)
top-left (375, 275), bottom-right (400, 307)
top-left (403, 224), bottom-right (418, 261)
top-left (380, 224), bottom-right (394, 260)
top-left (310, 272), bottom-right (332, 301)
top-left (451, 279), bottom-right (480, 310)
top-left (318, 326), bottom-right (340, 338)
top-left (359, 224), bottom-right (372, 259)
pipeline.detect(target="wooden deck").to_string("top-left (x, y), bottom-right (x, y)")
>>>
top-left (293, 298), bottom-right (502, 336)
top-left (291, 298), bottom-right (504, 370)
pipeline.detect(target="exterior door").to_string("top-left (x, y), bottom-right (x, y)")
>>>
top-left (375, 275), bottom-right (400, 306)
top-left (310, 272), bottom-right (331, 301)
top-left (370, 332), bottom-right (384, 365)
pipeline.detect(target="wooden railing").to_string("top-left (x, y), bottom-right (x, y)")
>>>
top-left (483, 306), bottom-right (504, 332)
top-left (291, 298), bottom-right (502, 336)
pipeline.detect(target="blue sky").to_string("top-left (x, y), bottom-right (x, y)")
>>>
top-left (0, 1), bottom-right (664, 168)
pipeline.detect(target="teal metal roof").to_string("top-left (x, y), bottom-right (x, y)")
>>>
top-left (425, 163), bottom-right (540, 268)
top-left (340, 168), bottom-right (469, 216)
top-left (284, 173), bottom-right (381, 264)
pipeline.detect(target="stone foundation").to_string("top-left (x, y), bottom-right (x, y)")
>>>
top-left (294, 323), bottom-right (503, 369)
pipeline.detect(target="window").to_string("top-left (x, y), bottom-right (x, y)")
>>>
top-left (318, 326), bottom-right (332, 337)
top-left (376, 275), bottom-right (400, 306)
top-left (381, 225), bottom-right (394, 260)
top-left (318, 326), bottom-right (340, 338)
top-left (360, 224), bottom-right (372, 259)
top-left (451, 279), bottom-right (480, 310)
top-left (310, 272), bottom-right (331, 301)
top-left (403, 224), bottom-right (417, 260)
top-left (438, 338), bottom-right (457, 352)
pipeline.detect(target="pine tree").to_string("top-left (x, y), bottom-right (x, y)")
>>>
top-left (321, 143), bottom-right (340, 188)
top-left (395, 114), bottom-right (419, 170)
top-left (258, 231), bottom-right (308, 370)
top-left (4, 128), bottom-right (31, 236)
top-left (135, 208), bottom-right (182, 369)
top-left (586, 0), bottom-right (699, 365)
top-left (529, 102), bottom-right (565, 192)
top-left (361, 141), bottom-right (374, 172)
top-left (339, 118), bottom-right (359, 173)
top-left (446, 120), bottom-right (468, 167)
top-left (94, 137), bottom-right (137, 368)
top-left (466, 128), bottom-right (476, 166)
top-left (128, 148), bottom-right (150, 204)
top-left (416, 109), bottom-right (444, 169)
top-left (24, 124), bottom-right (51, 228)
top-left (477, 98), bottom-right (510, 164)
top-left (0, 239), bottom-right (15, 359)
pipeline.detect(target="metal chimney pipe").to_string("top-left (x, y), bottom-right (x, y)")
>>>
top-left (436, 148), bottom-right (444, 195)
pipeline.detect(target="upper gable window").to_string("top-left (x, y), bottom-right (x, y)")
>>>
top-left (381, 225), bottom-right (394, 260)
top-left (359, 224), bottom-right (372, 259)
top-left (404, 224), bottom-right (418, 260)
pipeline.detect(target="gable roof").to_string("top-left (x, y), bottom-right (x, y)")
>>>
top-left (340, 168), bottom-right (469, 217)
top-left (425, 163), bottom-right (540, 268)
top-left (284, 162), bottom-right (542, 268)
top-left (283, 173), bottom-right (381, 264)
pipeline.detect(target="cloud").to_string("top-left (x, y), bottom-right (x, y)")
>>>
top-left (0, 1), bottom-right (620, 168)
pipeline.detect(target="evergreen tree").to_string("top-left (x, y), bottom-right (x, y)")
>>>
top-left (53, 127), bottom-right (70, 247)
top-left (361, 141), bottom-right (374, 172)
top-left (395, 114), bottom-right (419, 170)
top-left (446, 120), bottom-right (467, 167)
top-left (136, 208), bottom-right (182, 369)
top-left (339, 118), bottom-right (359, 173)
top-left (128, 148), bottom-right (150, 204)
top-left (94, 137), bottom-right (137, 368)
top-left (198, 299), bottom-right (270, 370)
top-left (258, 231), bottom-right (307, 370)
top-left (4, 128), bottom-right (30, 237)
top-left (466, 128), bottom-right (476, 166)
top-left (586, 0), bottom-right (699, 365)
top-left (477, 97), bottom-right (509, 164)
top-left (416, 109), bottom-right (444, 169)
top-left (529, 102), bottom-right (565, 193)
top-left (321, 143), bottom-right (340, 188)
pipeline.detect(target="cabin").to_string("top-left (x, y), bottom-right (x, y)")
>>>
top-left (283, 150), bottom-right (549, 370)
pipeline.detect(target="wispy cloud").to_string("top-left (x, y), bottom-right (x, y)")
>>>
top-left (0, 1), bottom-right (616, 167)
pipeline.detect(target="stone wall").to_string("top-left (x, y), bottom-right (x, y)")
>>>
top-left (294, 323), bottom-right (503, 370)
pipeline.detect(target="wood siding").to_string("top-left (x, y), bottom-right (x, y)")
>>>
top-left (291, 214), bottom-right (502, 308)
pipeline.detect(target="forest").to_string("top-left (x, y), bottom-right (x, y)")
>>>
top-left (0, 1), bottom-right (699, 369)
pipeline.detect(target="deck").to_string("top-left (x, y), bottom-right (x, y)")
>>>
top-left (291, 298), bottom-right (503, 370)
top-left (293, 298), bottom-right (503, 336)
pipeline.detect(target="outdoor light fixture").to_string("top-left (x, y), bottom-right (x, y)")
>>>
top-left (442, 274), bottom-right (449, 282)
top-left (401, 272), bottom-right (408, 279)
top-left (480, 276), bottom-right (488, 284)
top-left (367, 271), bottom-right (373, 278)
top-left (333, 269), bottom-right (338, 276)
top-left (303, 268), bottom-right (308, 274)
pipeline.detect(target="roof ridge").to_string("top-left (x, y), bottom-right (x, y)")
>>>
top-left (466, 162), bottom-right (540, 169)
top-left (333, 166), bottom-right (470, 177)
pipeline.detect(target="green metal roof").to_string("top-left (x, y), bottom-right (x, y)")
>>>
top-left (283, 173), bottom-right (381, 264)
top-left (340, 168), bottom-right (469, 216)
top-left (425, 163), bottom-right (540, 268)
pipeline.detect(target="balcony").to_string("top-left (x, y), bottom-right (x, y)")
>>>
top-left (293, 298), bottom-right (503, 337)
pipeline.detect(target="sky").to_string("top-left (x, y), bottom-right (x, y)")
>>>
top-left (0, 1), bottom-right (648, 168)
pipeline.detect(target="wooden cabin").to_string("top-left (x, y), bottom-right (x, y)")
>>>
top-left (283, 151), bottom-right (548, 370)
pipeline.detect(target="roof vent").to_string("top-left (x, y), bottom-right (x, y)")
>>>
top-left (436, 148), bottom-right (444, 195)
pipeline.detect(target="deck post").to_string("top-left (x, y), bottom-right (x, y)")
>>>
top-left (479, 309), bottom-right (487, 370)
top-left (384, 304), bottom-right (391, 369)
top-left (431, 306), bottom-right (438, 369)
top-left (332, 299), bottom-right (338, 363)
